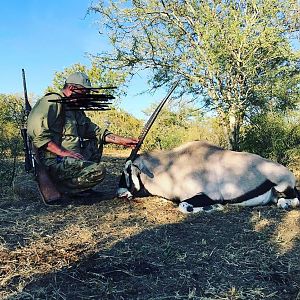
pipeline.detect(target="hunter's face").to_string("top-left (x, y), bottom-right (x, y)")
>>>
top-left (72, 85), bottom-right (90, 95)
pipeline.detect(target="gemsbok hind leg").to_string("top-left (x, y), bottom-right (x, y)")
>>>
top-left (274, 186), bottom-right (300, 209)
top-left (178, 193), bottom-right (224, 214)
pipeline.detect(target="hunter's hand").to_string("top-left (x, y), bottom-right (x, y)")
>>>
top-left (46, 141), bottom-right (84, 160)
top-left (105, 134), bottom-right (139, 149)
top-left (118, 137), bottom-right (139, 148)
top-left (60, 149), bottom-right (84, 160)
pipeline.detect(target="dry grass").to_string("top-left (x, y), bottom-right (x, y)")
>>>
top-left (1, 149), bottom-right (300, 300)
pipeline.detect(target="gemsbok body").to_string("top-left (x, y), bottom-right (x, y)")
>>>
top-left (117, 141), bottom-right (300, 213)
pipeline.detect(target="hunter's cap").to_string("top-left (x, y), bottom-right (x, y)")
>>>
top-left (65, 72), bottom-right (92, 88)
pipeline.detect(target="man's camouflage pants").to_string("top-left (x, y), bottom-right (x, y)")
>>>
top-left (47, 157), bottom-right (106, 194)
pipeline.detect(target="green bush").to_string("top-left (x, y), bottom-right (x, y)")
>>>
top-left (0, 94), bottom-right (24, 190)
top-left (88, 107), bottom-right (143, 149)
top-left (240, 111), bottom-right (300, 166)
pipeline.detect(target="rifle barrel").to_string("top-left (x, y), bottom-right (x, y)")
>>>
top-left (21, 69), bottom-right (35, 173)
top-left (22, 69), bottom-right (31, 114)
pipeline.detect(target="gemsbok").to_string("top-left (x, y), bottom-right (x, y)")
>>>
top-left (117, 141), bottom-right (300, 213)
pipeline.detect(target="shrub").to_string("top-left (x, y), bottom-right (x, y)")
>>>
top-left (240, 111), bottom-right (300, 166)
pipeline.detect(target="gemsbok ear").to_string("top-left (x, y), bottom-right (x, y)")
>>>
top-left (139, 161), bottom-right (154, 178)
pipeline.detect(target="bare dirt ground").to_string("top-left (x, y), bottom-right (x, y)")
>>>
top-left (1, 149), bottom-right (300, 300)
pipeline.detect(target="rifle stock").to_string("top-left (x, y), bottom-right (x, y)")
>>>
top-left (20, 128), bottom-right (33, 172)
top-left (21, 69), bottom-right (61, 203)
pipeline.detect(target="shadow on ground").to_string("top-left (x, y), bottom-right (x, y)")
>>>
top-left (3, 207), bottom-right (300, 300)
top-left (0, 154), bottom-right (125, 249)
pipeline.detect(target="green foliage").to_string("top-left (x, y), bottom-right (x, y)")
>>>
top-left (87, 101), bottom-right (226, 153)
top-left (0, 94), bottom-right (24, 188)
top-left (0, 94), bottom-right (23, 156)
top-left (138, 102), bottom-right (225, 151)
top-left (241, 111), bottom-right (300, 166)
top-left (87, 107), bottom-right (143, 149)
top-left (90, 0), bottom-right (300, 149)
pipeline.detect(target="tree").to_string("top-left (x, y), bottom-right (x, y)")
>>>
top-left (140, 101), bottom-right (219, 150)
top-left (88, 107), bottom-right (142, 145)
top-left (0, 94), bottom-right (23, 155)
top-left (0, 94), bottom-right (24, 187)
top-left (90, 0), bottom-right (300, 149)
top-left (241, 111), bottom-right (300, 166)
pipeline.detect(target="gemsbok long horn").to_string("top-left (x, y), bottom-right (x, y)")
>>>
top-left (118, 80), bottom-right (179, 188)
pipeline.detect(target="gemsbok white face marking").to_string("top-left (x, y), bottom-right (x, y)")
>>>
top-left (121, 160), bottom-right (142, 192)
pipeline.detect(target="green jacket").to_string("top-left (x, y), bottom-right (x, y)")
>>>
top-left (27, 92), bottom-right (109, 163)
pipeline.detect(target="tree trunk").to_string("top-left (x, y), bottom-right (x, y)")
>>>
top-left (228, 113), bottom-right (241, 151)
top-left (219, 108), bottom-right (242, 151)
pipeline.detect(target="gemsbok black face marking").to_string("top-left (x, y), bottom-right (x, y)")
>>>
top-left (117, 141), bottom-right (300, 213)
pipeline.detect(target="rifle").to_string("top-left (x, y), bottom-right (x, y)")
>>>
top-left (20, 69), bottom-right (35, 173)
top-left (21, 69), bottom-right (61, 204)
